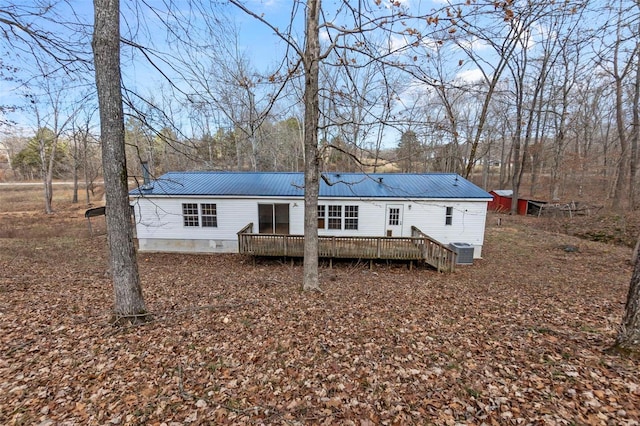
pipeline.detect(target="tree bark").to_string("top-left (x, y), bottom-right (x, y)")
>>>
top-left (39, 137), bottom-right (50, 214)
top-left (302, 0), bottom-right (321, 292)
top-left (612, 69), bottom-right (629, 211)
top-left (93, 0), bottom-right (148, 323)
top-left (629, 40), bottom-right (640, 210)
top-left (38, 132), bottom-right (55, 214)
top-left (72, 134), bottom-right (79, 204)
top-left (45, 139), bottom-right (56, 211)
top-left (615, 247), bottom-right (640, 350)
top-left (83, 135), bottom-right (91, 205)
top-left (611, 10), bottom-right (630, 211)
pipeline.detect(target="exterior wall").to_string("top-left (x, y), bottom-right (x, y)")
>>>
top-left (132, 196), bottom-right (489, 258)
top-left (138, 237), bottom-right (239, 253)
top-left (317, 198), bottom-right (488, 258)
top-left (406, 200), bottom-right (488, 258)
top-left (488, 192), bottom-right (510, 212)
top-left (132, 196), bottom-right (304, 253)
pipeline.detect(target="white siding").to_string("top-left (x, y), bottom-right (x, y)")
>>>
top-left (316, 199), bottom-right (384, 236)
top-left (404, 200), bottom-right (488, 258)
top-left (132, 196), bottom-right (304, 248)
top-left (132, 196), bottom-right (488, 257)
top-left (316, 198), bottom-right (488, 258)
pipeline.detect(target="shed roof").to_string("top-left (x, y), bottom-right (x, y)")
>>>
top-left (491, 189), bottom-right (513, 197)
top-left (130, 171), bottom-right (492, 200)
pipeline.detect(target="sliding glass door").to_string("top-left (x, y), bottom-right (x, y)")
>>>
top-left (258, 203), bottom-right (290, 234)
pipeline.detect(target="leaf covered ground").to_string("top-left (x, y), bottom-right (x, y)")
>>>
top-left (1, 190), bottom-right (639, 425)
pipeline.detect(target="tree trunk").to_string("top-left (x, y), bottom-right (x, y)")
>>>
top-left (45, 139), bottom-right (56, 212)
top-left (302, 0), bottom-right (321, 292)
top-left (612, 69), bottom-right (629, 211)
top-left (629, 41), bottom-right (640, 210)
top-left (83, 136), bottom-right (91, 205)
top-left (632, 236), bottom-right (640, 265)
top-left (72, 135), bottom-right (79, 204)
top-left (39, 135), bottom-right (54, 214)
top-left (615, 249), bottom-right (640, 350)
top-left (611, 14), bottom-right (630, 211)
top-left (93, 0), bottom-right (148, 324)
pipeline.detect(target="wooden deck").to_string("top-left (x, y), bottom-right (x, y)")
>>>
top-left (237, 224), bottom-right (457, 272)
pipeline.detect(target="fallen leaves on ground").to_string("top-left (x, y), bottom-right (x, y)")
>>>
top-left (1, 210), bottom-right (639, 425)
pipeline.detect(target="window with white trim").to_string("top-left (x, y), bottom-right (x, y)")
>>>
top-left (328, 205), bottom-right (342, 230)
top-left (201, 203), bottom-right (218, 227)
top-left (388, 207), bottom-right (400, 226)
top-left (182, 203), bottom-right (218, 228)
top-left (317, 205), bottom-right (326, 229)
top-left (344, 205), bottom-right (359, 230)
top-left (318, 204), bottom-right (359, 230)
top-left (445, 206), bottom-right (453, 225)
top-left (182, 203), bottom-right (199, 227)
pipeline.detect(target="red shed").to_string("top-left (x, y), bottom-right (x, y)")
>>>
top-left (488, 190), bottom-right (529, 215)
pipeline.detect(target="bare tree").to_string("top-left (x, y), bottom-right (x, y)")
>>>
top-left (614, 250), bottom-right (640, 350)
top-left (319, 42), bottom-right (406, 171)
top-left (70, 102), bottom-right (98, 204)
top-left (297, 0), bottom-right (321, 291)
top-left (93, 0), bottom-right (148, 324)
top-left (0, 2), bottom-right (89, 74)
top-left (0, 135), bottom-right (28, 179)
top-left (628, 34), bottom-right (640, 209)
top-left (29, 75), bottom-right (86, 213)
top-left (160, 11), bottom-right (283, 172)
top-left (596, 0), bottom-right (640, 210)
top-left (226, 0), bottom-right (419, 290)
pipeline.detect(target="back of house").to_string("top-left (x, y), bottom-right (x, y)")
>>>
top-left (129, 171), bottom-right (492, 259)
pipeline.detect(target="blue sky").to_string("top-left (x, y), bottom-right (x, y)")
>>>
top-left (1, 0), bottom-right (299, 132)
top-left (0, 0), bottom-right (605, 146)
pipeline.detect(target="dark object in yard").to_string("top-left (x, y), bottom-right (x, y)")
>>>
top-left (85, 206), bottom-right (106, 236)
top-left (559, 244), bottom-right (579, 253)
top-left (85, 206), bottom-right (106, 218)
top-left (449, 242), bottom-right (474, 265)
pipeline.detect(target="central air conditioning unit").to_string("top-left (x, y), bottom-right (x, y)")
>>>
top-left (449, 242), bottom-right (474, 265)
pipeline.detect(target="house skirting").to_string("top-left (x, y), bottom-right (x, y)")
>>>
top-left (137, 237), bottom-right (483, 260)
top-left (137, 238), bottom-right (238, 253)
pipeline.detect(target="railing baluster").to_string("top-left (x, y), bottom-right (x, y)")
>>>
top-left (237, 223), bottom-right (456, 272)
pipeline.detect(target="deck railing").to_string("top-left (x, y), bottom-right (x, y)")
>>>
top-left (410, 226), bottom-right (457, 273)
top-left (237, 223), bottom-right (457, 272)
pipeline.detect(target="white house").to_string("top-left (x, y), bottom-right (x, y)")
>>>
top-left (130, 171), bottom-right (492, 258)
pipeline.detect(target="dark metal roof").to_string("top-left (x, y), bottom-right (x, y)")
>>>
top-left (130, 171), bottom-right (492, 200)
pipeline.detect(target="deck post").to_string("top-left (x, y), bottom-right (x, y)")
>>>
top-left (332, 236), bottom-right (336, 257)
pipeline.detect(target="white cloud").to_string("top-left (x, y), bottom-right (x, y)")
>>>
top-left (389, 35), bottom-right (408, 53)
top-left (382, 0), bottom-right (411, 9)
top-left (512, 19), bottom-right (553, 51)
top-left (420, 36), bottom-right (441, 51)
top-left (388, 35), bottom-right (440, 56)
top-left (454, 36), bottom-right (490, 53)
top-left (249, 0), bottom-right (282, 7)
top-left (455, 68), bottom-right (484, 83)
top-left (320, 28), bottom-right (331, 42)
